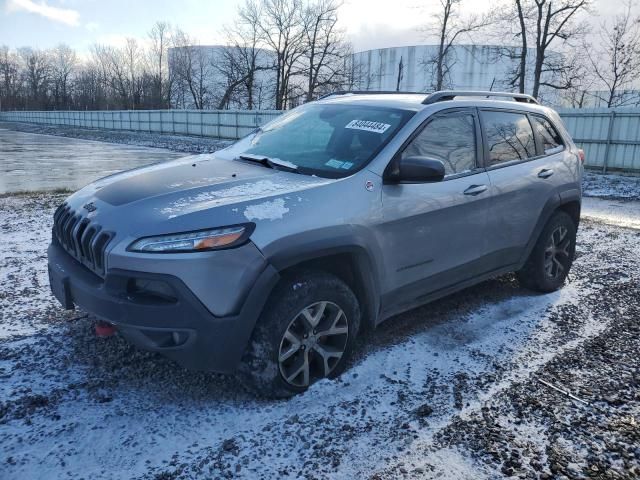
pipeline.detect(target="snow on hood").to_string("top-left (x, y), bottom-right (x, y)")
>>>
top-left (159, 177), bottom-right (323, 220)
top-left (83, 154), bottom-right (333, 220)
top-left (243, 198), bottom-right (290, 221)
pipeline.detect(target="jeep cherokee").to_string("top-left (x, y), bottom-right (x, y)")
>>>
top-left (48, 90), bottom-right (583, 397)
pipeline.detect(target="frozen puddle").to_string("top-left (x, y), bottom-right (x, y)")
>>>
top-left (0, 129), bottom-right (183, 194)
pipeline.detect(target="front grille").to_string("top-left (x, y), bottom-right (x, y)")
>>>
top-left (52, 202), bottom-right (114, 276)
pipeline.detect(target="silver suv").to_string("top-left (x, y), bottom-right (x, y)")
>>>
top-left (48, 91), bottom-right (583, 397)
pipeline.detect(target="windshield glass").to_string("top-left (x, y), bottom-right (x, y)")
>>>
top-left (219, 103), bottom-right (415, 178)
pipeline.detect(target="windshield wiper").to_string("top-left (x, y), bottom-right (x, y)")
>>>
top-left (236, 154), bottom-right (299, 173)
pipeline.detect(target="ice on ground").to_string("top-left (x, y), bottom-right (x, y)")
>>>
top-left (582, 196), bottom-right (640, 230)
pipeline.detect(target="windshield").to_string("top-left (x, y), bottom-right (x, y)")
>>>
top-left (219, 103), bottom-right (415, 178)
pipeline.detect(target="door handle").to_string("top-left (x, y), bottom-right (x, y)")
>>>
top-left (538, 168), bottom-right (554, 179)
top-left (463, 184), bottom-right (488, 196)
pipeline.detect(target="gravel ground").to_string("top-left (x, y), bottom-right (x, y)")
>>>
top-left (583, 171), bottom-right (640, 201)
top-left (1, 190), bottom-right (639, 479)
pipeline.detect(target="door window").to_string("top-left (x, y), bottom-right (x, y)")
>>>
top-left (481, 111), bottom-right (536, 166)
top-left (401, 113), bottom-right (477, 176)
top-left (531, 116), bottom-right (564, 155)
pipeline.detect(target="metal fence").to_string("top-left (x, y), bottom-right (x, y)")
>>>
top-left (557, 107), bottom-right (640, 173)
top-left (2, 107), bottom-right (640, 173)
top-left (0, 109), bottom-right (282, 140)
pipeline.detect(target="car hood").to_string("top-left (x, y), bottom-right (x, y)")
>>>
top-left (67, 153), bottom-right (335, 235)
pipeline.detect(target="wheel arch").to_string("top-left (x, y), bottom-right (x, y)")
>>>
top-left (518, 190), bottom-right (581, 269)
top-left (557, 190), bottom-right (581, 228)
top-left (261, 228), bottom-right (383, 331)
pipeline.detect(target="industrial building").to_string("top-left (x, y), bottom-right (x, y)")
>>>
top-left (350, 45), bottom-right (559, 102)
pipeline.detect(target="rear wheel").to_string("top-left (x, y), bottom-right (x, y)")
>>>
top-left (517, 210), bottom-right (577, 293)
top-left (238, 271), bottom-right (360, 398)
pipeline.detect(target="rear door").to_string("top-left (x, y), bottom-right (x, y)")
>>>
top-left (377, 108), bottom-right (492, 314)
top-left (480, 109), bottom-right (568, 268)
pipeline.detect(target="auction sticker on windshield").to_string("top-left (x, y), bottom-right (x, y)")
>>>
top-left (345, 120), bottom-right (391, 134)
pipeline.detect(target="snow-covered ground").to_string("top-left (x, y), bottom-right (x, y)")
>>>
top-left (583, 170), bottom-right (640, 201)
top-left (582, 197), bottom-right (640, 229)
top-left (1, 190), bottom-right (639, 479)
top-left (0, 123), bottom-right (639, 478)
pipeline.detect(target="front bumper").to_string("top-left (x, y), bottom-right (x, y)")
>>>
top-left (47, 241), bottom-right (279, 373)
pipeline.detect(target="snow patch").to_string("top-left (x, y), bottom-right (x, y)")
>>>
top-left (243, 198), bottom-right (289, 221)
top-left (159, 178), bottom-right (321, 219)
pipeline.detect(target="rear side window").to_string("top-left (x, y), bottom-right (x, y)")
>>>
top-left (481, 111), bottom-right (536, 166)
top-left (531, 115), bottom-right (564, 155)
top-left (402, 113), bottom-right (477, 176)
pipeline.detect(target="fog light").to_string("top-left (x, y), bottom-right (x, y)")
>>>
top-left (127, 278), bottom-right (177, 303)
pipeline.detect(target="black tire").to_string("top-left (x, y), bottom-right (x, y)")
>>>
top-left (237, 271), bottom-right (360, 398)
top-left (517, 210), bottom-right (577, 293)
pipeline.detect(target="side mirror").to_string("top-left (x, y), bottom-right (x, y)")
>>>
top-left (385, 156), bottom-right (446, 184)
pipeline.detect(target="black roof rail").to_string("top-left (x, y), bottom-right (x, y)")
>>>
top-left (423, 90), bottom-right (539, 105)
top-left (318, 90), bottom-right (427, 100)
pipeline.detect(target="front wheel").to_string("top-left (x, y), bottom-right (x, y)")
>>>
top-left (237, 271), bottom-right (360, 398)
top-left (517, 210), bottom-right (577, 293)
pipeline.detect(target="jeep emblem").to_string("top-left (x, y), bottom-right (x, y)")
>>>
top-left (83, 202), bottom-right (97, 213)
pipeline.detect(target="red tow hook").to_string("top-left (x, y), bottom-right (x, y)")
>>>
top-left (95, 320), bottom-right (117, 337)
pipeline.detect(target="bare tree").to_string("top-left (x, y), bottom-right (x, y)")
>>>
top-left (19, 47), bottom-right (52, 109)
top-left (74, 61), bottom-right (105, 109)
top-left (1, 9), bottom-right (355, 111)
top-left (253, 0), bottom-right (307, 109)
top-left (124, 38), bottom-right (142, 108)
top-left (499, 0), bottom-right (589, 98)
top-left (302, 0), bottom-right (349, 101)
top-left (50, 44), bottom-right (77, 109)
top-left (0, 46), bottom-right (20, 110)
top-left (148, 21), bottom-right (172, 108)
top-left (587, 1), bottom-right (640, 107)
top-left (220, 1), bottom-right (274, 109)
top-left (422, 0), bottom-right (494, 90)
top-left (171, 29), bottom-right (214, 109)
top-left (91, 44), bottom-right (130, 109)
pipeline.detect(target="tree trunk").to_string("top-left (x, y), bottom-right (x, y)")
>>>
top-left (515, 0), bottom-right (527, 93)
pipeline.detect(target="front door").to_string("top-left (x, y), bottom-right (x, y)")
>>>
top-left (376, 108), bottom-right (491, 315)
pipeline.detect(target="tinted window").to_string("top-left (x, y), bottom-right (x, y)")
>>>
top-left (532, 116), bottom-right (564, 155)
top-left (482, 111), bottom-right (536, 166)
top-left (220, 104), bottom-right (414, 178)
top-left (402, 114), bottom-right (477, 176)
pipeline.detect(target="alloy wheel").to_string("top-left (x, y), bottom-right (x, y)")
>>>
top-left (544, 225), bottom-right (571, 280)
top-left (278, 301), bottom-right (349, 388)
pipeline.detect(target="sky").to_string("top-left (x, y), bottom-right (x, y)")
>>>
top-left (0, 0), bottom-right (625, 54)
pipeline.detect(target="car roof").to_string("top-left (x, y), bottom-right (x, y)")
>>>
top-left (317, 93), bottom-right (429, 111)
top-left (316, 91), bottom-right (553, 116)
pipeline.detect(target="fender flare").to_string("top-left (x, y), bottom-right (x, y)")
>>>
top-left (518, 188), bottom-right (581, 269)
top-left (261, 225), bottom-right (384, 328)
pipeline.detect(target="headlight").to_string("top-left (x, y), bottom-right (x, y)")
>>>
top-left (127, 224), bottom-right (253, 253)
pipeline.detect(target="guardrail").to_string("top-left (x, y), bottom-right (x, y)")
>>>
top-left (2, 107), bottom-right (640, 173)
